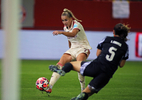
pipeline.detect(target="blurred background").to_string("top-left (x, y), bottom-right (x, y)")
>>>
top-left (0, 0), bottom-right (142, 60)
top-left (0, 0), bottom-right (142, 100)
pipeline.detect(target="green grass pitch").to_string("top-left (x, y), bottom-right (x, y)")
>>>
top-left (0, 60), bottom-right (142, 100)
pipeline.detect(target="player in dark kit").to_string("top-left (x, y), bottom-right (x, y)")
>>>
top-left (49, 23), bottom-right (130, 100)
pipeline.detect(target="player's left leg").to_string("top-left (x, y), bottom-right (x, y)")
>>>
top-left (77, 73), bottom-right (85, 91)
top-left (76, 53), bottom-right (88, 91)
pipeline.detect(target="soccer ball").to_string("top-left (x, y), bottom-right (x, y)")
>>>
top-left (36, 77), bottom-right (49, 91)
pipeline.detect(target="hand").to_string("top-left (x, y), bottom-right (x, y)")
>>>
top-left (52, 31), bottom-right (61, 36)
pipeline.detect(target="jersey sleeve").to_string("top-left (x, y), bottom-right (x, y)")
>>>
top-left (73, 23), bottom-right (80, 31)
top-left (122, 47), bottom-right (129, 60)
top-left (97, 37), bottom-right (106, 50)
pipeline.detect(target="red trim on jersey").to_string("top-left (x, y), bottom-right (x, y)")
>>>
top-left (73, 20), bottom-right (80, 31)
top-left (73, 20), bottom-right (76, 25)
top-left (73, 28), bottom-right (80, 31)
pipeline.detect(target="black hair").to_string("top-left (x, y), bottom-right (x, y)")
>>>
top-left (114, 23), bottom-right (130, 41)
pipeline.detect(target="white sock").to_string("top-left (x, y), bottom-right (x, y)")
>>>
top-left (49, 72), bottom-right (61, 89)
top-left (78, 72), bottom-right (85, 91)
top-left (49, 63), bottom-right (63, 89)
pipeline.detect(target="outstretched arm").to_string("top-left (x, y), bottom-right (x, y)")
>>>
top-left (52, 29), bottom-right (79, 37)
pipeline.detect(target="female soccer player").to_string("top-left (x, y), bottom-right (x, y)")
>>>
top-left (49, 23), bottom-right (130, 100)
top-left (46, 8), bottom-right (92, 93)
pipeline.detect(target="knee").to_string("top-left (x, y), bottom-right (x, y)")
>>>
top-left (60, 54), bottom-right (72, 64)
top-left (63, 54), bottom-right (72, 60)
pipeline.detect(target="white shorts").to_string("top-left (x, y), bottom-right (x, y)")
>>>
top-left (65, 47), bottom-right (90, 60)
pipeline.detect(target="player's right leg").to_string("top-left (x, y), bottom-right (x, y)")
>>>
top-left (45, 53), bottom-right (72, 93)
top-left (49, 61), bottom-right (82, 76)
top-left (45, 63), bottom-right (63, 93)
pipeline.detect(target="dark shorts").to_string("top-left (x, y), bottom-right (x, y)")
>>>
top-left (80, 60), bottom-right (111, 93)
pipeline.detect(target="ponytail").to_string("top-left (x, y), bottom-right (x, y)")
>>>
top-left (62, 8), bottom-right (82, 22)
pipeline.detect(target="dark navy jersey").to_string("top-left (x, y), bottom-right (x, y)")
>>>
top-left (96, 36), bottom-right (129, 76)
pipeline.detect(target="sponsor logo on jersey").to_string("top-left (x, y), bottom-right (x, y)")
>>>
top-left (73, 23), bottom-right (78, 28)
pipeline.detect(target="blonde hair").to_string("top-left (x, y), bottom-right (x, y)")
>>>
top-left (61, 8), bottom-right (82, 22)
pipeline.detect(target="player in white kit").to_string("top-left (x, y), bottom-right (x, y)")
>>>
top-left (45, 8), bottom-right (92, 93)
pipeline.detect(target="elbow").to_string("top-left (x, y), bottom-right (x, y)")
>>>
top-left (96, 53), bottom-right (99, 57)
top-left (96, 49), bottom-right (101, 57)
top-left (70, 33), bottom-right (77, 37)
top-left (119, 60), bottom-right (126, 68)
top-left (70, 35), bottom-right (76, 37)
top-left (119, 65), bottom-right (124, 68)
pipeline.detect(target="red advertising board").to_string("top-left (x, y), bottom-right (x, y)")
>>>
top-left (135, 32), bottom-right (142, 57)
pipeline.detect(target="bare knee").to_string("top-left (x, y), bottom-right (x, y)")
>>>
top-left (77, 53), bottom-right (87, 61)
top-left (59, 53), bottom-right (72, 65)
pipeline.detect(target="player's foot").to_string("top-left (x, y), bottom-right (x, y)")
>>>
top-left (70, 92), bottom-right (86, 100)
top-left (70, 97), bottom-right (76, 100)
top-left (49, 65), bottom-right (65, 76)
top-left (45, 88), bottom-right (52, 93)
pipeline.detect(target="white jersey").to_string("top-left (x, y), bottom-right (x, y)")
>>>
top-left (64, 20), bottom-right (92, 49)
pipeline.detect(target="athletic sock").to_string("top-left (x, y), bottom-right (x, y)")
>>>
top-left (49, 63), bottom-right (63, 88)
top-left (49, 72), bottom-right (60, 89)
top-left (57, 62), bottom-right (63, 69)
top-left (78, 73), bottom-right (85, 91)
